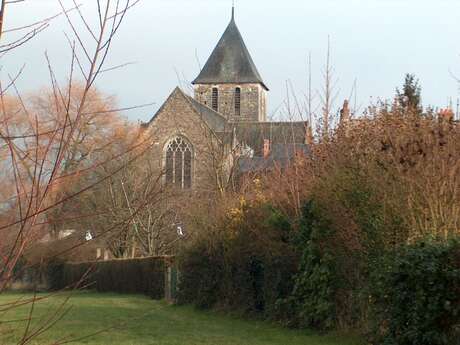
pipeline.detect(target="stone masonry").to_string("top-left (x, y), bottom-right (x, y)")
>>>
top-left (194, 83), bottom-right (267, 122)
top-left (141, 88), bottom-right (224, 192)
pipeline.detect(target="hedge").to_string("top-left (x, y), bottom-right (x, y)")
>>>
top-left (279, 200), bottom-right (337, 330)
top-left (370, 240), bottom-right (460, 345)
top-left (177, 203), bottom-right (298, 317)
top-left (48, 256), bottom-right (169, 299)
top-left (176, 197), bottom-right (460, 343)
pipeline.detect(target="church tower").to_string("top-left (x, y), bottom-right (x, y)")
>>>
top-left (192, 8), bottom-right (268, 122)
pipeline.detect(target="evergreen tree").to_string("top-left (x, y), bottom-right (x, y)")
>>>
top-left (396, 74), bottom-right (422, 113)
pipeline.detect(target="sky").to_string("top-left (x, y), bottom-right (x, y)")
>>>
top-left (2, 0), bottom-right (460, 122)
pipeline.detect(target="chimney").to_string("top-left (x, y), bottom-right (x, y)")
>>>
top-left (305, 125), bottom-right (314, 145)
top-left (439, 108), bottom-right (454, 122)
top-left (263, 139), bottom-right (270, 158)
top-left (340, 99), bottom-right (350, 123)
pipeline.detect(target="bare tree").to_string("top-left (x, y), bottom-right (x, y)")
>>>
top-left (0, 1), bottom-right (155, 343)
top-left (318, 36), bottom-right (339, 139)
top-left (67, 141), bottom-right (180, 259)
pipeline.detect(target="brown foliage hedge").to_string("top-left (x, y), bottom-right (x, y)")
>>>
top-left (178, 109), bottom-right (460, 336)
top-left (264, 110), bottom-right (460, 330)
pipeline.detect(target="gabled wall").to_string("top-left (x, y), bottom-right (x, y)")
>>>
top-left (141, 88), bottom-right (229, 193)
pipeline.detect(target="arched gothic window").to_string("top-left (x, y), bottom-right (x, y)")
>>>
top-left (165, 136), bottom-right (193, 189)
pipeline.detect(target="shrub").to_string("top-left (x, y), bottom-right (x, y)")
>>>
top-left (47, 260), bottom-right (65, 291)
top-left (177, 201), bottom-right (298, 317)
top-left (277, 200), bottom-right (337, 330)
top-left (370, 240), bottom-right (460, 345)
top-left (176, 240), bottom-right (224, 308)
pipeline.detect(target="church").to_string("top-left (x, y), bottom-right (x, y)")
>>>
top-left (141, 8), bottom-right (309, 192)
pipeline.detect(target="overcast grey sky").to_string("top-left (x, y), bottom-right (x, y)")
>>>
top-left (2, 0), bottom-right (460, 122)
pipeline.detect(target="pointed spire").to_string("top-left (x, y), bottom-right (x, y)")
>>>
top-left (192, 4), bottom-right (268, 90)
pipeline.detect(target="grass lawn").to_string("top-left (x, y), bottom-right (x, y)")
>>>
top-left (0, 292), bottom-right (363, 345)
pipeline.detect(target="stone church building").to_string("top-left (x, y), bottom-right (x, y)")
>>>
top-left (141, 9), bottom-right (309, 192)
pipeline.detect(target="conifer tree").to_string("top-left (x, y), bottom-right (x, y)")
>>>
top-left (396, 74), bottom-right (422, 113)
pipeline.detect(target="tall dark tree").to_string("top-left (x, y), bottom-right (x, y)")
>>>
top-left (396, 74), bottom-right (422, 113)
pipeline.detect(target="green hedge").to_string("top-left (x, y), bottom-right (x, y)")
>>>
top-left (178, 242), bottom-right (297, 314)
top-left (176, 240), bottom-right (224, 308)
top-left (49, 257), bottom-right (167, 299)
top-left (278, 201), bottom-right (337, 330)
top-left (370, 240), bottom-right (460, 345)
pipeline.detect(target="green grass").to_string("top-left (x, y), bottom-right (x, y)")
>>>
top-left (0, 292), bottom-right (363, 345)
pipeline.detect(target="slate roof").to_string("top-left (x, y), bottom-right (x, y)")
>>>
top-left (232, 121), bottom-right (308, 156)
top-left (192, 12), bottom-right (268, 90)
top-left (238, 143), bottom-right (310, 173)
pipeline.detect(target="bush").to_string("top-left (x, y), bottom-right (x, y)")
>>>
top-left (178, 199), bottom-right (341, 330)
top-left (177, 202), bottom-right (298, 317)
top-left (49, 257), bottom-right (167, 299)
top-left (277, 200), bottom-right (337, 330)
top-left (47, 259), bottom-right (65, 290)
top-left (176, 240), bottom-right (224, 308)
top-left (370, 240), bottom-right (460, 345)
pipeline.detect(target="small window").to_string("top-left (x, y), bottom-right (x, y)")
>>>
top-left (211, 87), bottom-right (218, 111)
top-left (234, 87), bottom-right (241, 116)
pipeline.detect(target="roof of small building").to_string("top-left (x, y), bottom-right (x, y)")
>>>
top-left (238, 143), bottom-right (310, 173)
top-left (232, 121), bottom-right (308, 156)
top-left (192, 11), bottom-right (268, 90)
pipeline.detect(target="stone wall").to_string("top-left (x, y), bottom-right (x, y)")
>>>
top-left (141, 88), bottom-right (225, 193)
top-left (194, 83), bottom-right (267, 122)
